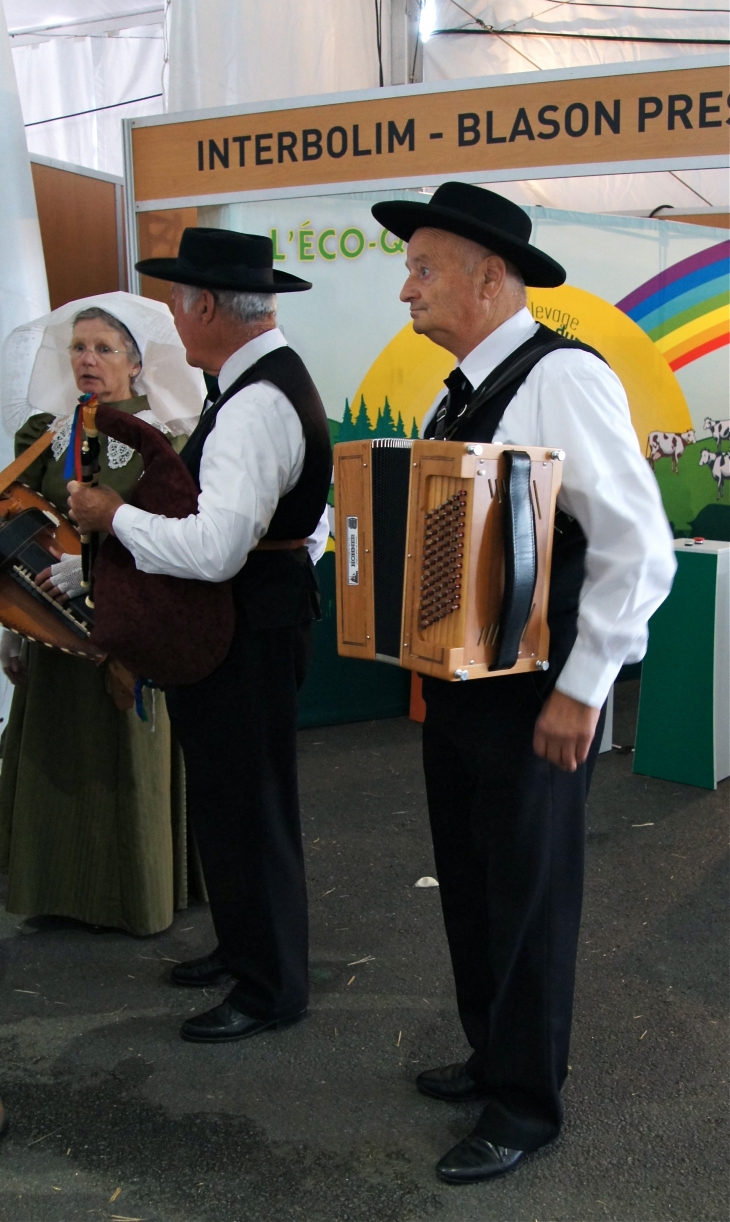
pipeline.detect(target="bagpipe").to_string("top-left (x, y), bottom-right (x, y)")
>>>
top-left (0, 395), bottom-right (234, 696)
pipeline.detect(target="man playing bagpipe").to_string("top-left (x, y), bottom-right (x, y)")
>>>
top-left (369, 184), bottom-right (677, 1184)
top-left (69, 228), bottom-right (331, 1044)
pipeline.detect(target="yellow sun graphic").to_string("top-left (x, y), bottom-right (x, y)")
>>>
top-left (352, 285), bottom-right (692, 445)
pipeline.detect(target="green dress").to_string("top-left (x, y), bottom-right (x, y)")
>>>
top-left (0, 397), bottom-right (204, 935)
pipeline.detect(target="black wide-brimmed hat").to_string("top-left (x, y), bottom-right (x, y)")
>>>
top-left (135, 228), bottom-right (312, 293)
top-left (371, 183), bottom-right (565, 288)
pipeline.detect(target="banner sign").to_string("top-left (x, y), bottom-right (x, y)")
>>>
top-left (128, 59), bottom-right (729, 208)
top-left (209, 195), bottom-right (728, 543)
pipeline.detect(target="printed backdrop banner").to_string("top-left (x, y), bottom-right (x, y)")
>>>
top-left (207, 194), bottom-right (729, 541)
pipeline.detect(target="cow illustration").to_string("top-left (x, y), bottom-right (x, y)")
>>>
top-left (699, 449), bottom-right (730, 499)
top-left (646, 429), bottom-right (696, 474)
top-left (703, 417), bottom-right (730, 451)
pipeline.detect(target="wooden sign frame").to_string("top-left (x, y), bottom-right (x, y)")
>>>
top-left (124, 53), bottom-right (729, 289)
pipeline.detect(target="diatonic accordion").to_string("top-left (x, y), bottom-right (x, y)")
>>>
top-left (334, 438), bottom-right (564, 682)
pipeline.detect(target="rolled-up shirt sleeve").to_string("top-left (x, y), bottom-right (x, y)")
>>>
top-left (112, 380), bottom-right (306, 582)
top-left (306, 502), bottom-right (331, 565)
top-left (531, 352), bottom-right (677, 708)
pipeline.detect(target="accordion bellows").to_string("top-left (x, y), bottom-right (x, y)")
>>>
top-left (334, 439), bottom-right (563, 682)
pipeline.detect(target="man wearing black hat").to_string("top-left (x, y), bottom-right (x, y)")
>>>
top-left (70, 229), bottom-right (331, 1043)
top-left (370, 184), bottom-right (675, 1183)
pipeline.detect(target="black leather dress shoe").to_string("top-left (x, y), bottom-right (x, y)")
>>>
top-left (171, 950), bottom-right (231, 988)
top-left (436, 1134), bottom-right (525, 1184)
top-left (180, 995), bottom-right (307, 1043)
top-left (416, 1062), bottom-right (489, 1102)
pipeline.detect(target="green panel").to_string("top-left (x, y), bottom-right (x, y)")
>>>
top-left (634, 551), bottom-right (717, 788)
top-left (651, 440), bottom-right (730, 539)
top-left (298, 552), bottom-right (411, 729)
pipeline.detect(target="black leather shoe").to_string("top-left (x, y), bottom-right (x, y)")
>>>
top-left (171, 950), bottom-right (231, 988)
top-left (416, 1062), bottom-right (489, 1102)
top-left (436, 1134), bottom-right (525, 1184)
top-left (180, 996), bottom-right (307, 1043)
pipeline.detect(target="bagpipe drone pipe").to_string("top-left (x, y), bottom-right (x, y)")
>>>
top-left (334, 438), bottom-right (564, 682)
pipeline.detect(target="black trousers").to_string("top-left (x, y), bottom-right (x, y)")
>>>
top-left (166, 552), bottom-right (315, 1022)
top-left (422, 667), bottom-right (605, 1153)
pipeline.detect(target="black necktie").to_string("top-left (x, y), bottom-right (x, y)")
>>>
top-left (435, 368), bottom-right (472, 439)
top-left (203, 373), bottom-right (220, 411)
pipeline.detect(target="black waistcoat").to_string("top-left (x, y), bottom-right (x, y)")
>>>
top-left (424, 323), bottom-right (607, 678)
top-left (180, 345), bottom-right (332, 542)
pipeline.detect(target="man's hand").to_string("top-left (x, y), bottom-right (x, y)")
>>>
top-left (533, 689), bottom-right (601, 772)
top-left (67, 481), bottom-right (124, 535)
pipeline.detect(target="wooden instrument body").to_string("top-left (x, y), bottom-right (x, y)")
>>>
top-left (335, 439), bottom-right (563, 682)
top-left (0, 482), bottom-right (106, 663)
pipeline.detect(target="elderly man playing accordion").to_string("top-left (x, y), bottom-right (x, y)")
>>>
top-left (370, 183), bottom-right (676, 1184)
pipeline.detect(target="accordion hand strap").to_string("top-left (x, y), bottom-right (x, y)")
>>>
top-left (0, 429), bottom-right (54, 496)
top-left (490, 450), bottom-right (538, 671)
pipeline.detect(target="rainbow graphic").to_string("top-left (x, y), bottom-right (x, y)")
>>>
top-left (616, 239), bottom-right (729, 372)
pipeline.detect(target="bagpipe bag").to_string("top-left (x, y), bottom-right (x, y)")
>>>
top-left (90, 404), bottom-right (235, 686)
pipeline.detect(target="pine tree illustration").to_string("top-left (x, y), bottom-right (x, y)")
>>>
top-left (377, 397), bottom-right (397, 437)
top-left (410, 418), bottom-right (420, 438)
top-left (352, 395), bottom-right (372, 439)
top-left (394, 411), bottom-right (407, 438)
top-left (339, 397), bottom-right (355, 442)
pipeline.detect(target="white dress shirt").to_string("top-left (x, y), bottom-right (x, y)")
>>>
top-left (422, 306), bottom-right (676, 708)
top-left (113, 328), bottom-right (330, 582)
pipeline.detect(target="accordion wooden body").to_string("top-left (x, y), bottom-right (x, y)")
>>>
top-left (334, 439), bottom-right (564, 682)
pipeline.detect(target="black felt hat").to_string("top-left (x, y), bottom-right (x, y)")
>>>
top-left (371, 183), bottom-right (565, 288)
top-left (135, 228), bottom-right (312, 293)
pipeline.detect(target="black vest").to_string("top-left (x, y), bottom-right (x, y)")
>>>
top-left (180, 345), bottom-right (332, 542)
top-left (425, 323), bottom-right (608, 678)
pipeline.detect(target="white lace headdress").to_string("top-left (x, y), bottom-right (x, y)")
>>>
top-left (1, 292), bottom-right (205, 439)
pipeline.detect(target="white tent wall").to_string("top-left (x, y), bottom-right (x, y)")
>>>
top-left (0, 3), bottom-right (49, 438)
top-left (166, 0), bottom-right (387, 112)
top-left (12, 25), bottom-right (165, 176)
top-left (4, 0), bottom-right (166, 176)
top-left (0, 0), bottom-right (50, 736)
top-left (483, 168), bottom-right (729, 212)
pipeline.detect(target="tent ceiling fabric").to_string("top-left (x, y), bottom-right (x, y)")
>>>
top-left (422, 0), bottom-right (730, 209)
top-left (4, 1), bottom-right (163, 36)
top-left (423, 0), bottom-right (730, 74)
top-left (4, 0), bottom-right (728, 205)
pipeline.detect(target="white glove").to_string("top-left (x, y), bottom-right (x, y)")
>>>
top-left (0, 629), bottom-right (24, 684)
top-left (50, 553), bottom-right (84, 599)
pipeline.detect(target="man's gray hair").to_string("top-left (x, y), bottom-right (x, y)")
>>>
top-left (72, 307), bottom-right (142, 365)
top-left (178, 284), bottom-right (277, 323)
top-left (460, 236), bottom-right (525, 288)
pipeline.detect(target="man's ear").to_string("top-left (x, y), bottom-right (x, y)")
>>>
top-left (198, 289), bottom-right (217, 325)
top-left (481, 255), bottom-right (507, 302)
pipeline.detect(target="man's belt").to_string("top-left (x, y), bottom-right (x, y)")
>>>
top-left (254, 538), bottom-right (307, 552)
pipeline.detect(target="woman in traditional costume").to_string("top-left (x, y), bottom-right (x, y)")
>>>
top-left (0, 293), bottom-right (205, 935)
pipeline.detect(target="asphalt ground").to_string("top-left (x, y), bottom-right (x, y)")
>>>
top-left (0, 680), bottom-right (727, 1222)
